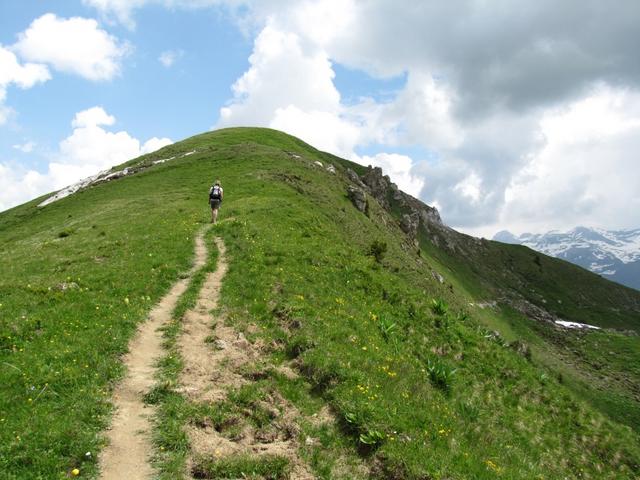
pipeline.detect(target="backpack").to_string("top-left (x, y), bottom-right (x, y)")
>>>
top-left (209, 185), bottom-right (222, 200)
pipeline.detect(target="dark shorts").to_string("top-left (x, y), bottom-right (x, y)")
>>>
top-left (210, 199), bottom-right (221, 210)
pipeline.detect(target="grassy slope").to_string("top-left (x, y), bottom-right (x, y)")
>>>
top-left (0, 127), bottom-right (639, 479)
top-left (414, 226), bottom-right (640, 433)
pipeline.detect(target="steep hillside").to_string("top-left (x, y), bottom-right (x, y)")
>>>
top-left (1, 127), bottom-right (639, 479)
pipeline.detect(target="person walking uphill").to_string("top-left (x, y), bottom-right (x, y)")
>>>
top-left (209, 179), bottom-right (224, 224)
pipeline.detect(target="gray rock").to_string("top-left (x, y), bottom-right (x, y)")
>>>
top-left (346, 168), bottom-right (367, 189)
top-left (400, 212), bottom-right (420, 239)
top-left (56, 282), bottom-right (79, 291)
top-left (326, 164), bottom-right (336, 174)
top-left (347, 186), bottom-right (367, 213)
top-left (431, 271), bottom-right (445, 284)
top-left (214, 339), bottom-right (228, 350)
top-left (361, 166), bottom-right (391, 208)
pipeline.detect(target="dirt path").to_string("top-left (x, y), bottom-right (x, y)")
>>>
top-left (98, 230), bottom-right (208, 480)
top-left (178, 238), bottom-right (315, 479)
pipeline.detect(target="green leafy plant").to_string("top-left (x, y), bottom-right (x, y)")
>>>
top-left (430, 298), bottom-right (448, 316)
top-left (359, 429), bottom-right (385, 446)
top-left (426, 357), bottom-right (457, 393)
top-left (378, 316), bottom-right (397, 341)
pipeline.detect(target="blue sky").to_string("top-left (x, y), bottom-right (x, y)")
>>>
top-left (2, 1), bottom-right (640, 238)
top-left (0, 1), bottom-right (251, 163)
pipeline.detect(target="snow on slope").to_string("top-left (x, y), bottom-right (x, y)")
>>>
top-left (493, 227), bottom-right (640, 291)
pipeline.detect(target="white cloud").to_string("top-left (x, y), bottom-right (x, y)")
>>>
top-left (13, 13), bottom-right (130, 81)
top-left (158, 49), bottom-right (183, 67)
top-left (0, 107), bottom-right (173, 212)
top-left (71, 106), bottom-right (116, 128)
top-left (270, 106), bottom-right (360, 158)
top-left (12, 141), bottom-right (36, 153)
top-left (0, 163), bottom-right (51, 211)
top-left (0, 44), bottom-right (50, 125)
top-left (499, 87), bottom-right (640, 234)
top-left (141, 136), bottom-right (173, 154)
top-left (82, 0), bottom-right (640, 234)
top-left (218, 25), bottom-right (341, 127)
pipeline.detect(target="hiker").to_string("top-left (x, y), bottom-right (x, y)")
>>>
top-left (209, 179), bottom-right (224, 224)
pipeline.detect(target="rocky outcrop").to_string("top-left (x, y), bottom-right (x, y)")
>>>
top-left (361, 166), bottom-right (393, 209)
top-left (344, 164), bottom-right (446, 247)
top-left (347, 186), bottom-right (367, 213)
top-left (346, 168), bottom-right (367, 190)
top-left (400, 212), bottom-right (420, 242)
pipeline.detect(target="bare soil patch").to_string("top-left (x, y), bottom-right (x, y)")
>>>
top-left (179, 238), bottom-right (315, 479)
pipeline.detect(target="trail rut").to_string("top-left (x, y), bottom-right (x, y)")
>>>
top-left (179, 238), bottom-right (315, 479)
top-left (98, 231), bottom-right (208, 480)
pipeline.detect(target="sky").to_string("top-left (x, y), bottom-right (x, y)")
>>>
top-left (1, 1), bottom-right (640, 238)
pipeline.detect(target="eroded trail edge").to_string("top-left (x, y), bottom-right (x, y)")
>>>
top-left (99, 231), bottom-right (208, 480)
top-left (178, 238), bottom-right (315, 479)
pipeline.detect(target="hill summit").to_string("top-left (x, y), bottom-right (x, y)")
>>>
top-left (1, 127), bottom-right (639, 479)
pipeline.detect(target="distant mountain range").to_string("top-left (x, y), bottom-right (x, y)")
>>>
top-left (493, 227), bottom-right (640, 291)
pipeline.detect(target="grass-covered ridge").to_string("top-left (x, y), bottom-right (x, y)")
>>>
top-left (1, 127), bottom-right (639, 478)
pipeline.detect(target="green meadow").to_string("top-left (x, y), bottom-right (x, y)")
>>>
top-left (1, 127), bottom-right (638, 479)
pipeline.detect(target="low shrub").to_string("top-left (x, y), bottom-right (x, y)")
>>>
top-left (367, 240), bottom-right (387, 263)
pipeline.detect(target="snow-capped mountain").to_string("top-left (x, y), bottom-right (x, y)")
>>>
top-left (493, 227), bottom-right (640, 291)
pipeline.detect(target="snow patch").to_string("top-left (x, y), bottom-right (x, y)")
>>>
top-left (38, 149), bottom-right (199, 207)
top-left (152, 156), bottom-right (175, 165)
top-left (555, 320), bottom-right (601, 330)
top-left (38, 168), bottom-right (116, 207)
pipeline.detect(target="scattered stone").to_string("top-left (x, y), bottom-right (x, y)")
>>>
top-left (509, 340), bottom-right (532, 360)
top-left (214, 339), bottom-right (228, 350)
top-left (431, 271), bottom-right (444, 284)
top-left (56, 282), bottom-right (79, 291)
top-left (326, 164), bottom-right (336, 174)
top-left (314, 160), bottom-right (324, 167)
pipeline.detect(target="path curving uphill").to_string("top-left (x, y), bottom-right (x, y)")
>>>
top-left (98, 230), bottom-right (209, 480)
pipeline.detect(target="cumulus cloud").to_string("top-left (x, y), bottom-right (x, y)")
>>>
top-left (500, 87), bottom-right (640, 232)
top-left (141, 136), bottom-right (174, 154)
top-left (72, 105), bottom-right (116, 128)
top-left (219, 25), bottom-right (341, 126)
top-left (0, 107), bottom-right (172, 212)
top-left (85, 0), bottom-right (640, 234)
top-left (0, 44), bottom-right (50, 125)
top-left (216, 1), bottom-right (640, 234)
top-left (13, 13), bottom-right (130, 81)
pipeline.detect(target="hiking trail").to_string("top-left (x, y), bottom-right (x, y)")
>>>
top-left (178, 238), bottom-right (315, 479)
top-left (98, 230), bottom-right (208, 479)
top-left (99, 231), bottom-right (315, 479)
